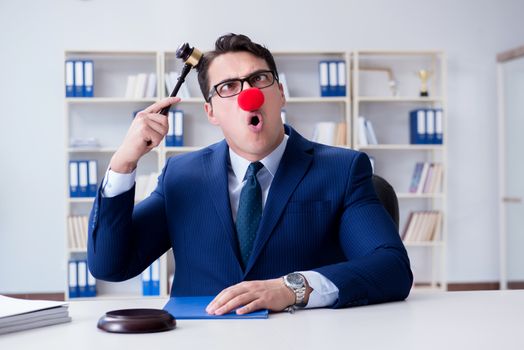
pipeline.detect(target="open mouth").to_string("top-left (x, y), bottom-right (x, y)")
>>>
top-left (246, 113), bottom-right (263, 132)
top-left (250, 115), bottom-right (260, 126)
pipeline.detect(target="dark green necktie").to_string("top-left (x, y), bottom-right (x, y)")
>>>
top-left (236, 162), bottom-right (264, 268)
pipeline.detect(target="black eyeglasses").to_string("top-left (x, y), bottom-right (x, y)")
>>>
top-left (207, 70), bottom-right (277, 101)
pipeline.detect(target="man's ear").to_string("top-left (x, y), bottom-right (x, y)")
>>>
top-left (278, 82), bottom-right (286, 108)
top-left (205, 102), bottom-right (219, 125)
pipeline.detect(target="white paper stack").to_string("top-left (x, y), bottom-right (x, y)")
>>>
top-left (0, 295), bottom-right (71, 335)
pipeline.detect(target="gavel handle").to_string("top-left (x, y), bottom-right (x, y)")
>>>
top-left (147, 64), bottom-right (192, 146)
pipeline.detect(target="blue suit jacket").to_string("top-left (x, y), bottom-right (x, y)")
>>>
top-left (88, 125), bottom-right (412, 308)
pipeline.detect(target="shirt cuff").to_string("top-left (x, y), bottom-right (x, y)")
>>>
top-left (298, 270), bottom-right (339, 308)
top-left (101, 168), bottom-right (136, 198)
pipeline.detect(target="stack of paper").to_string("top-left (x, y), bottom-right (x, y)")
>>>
top-left (0, 295), bottom-right (71, 335)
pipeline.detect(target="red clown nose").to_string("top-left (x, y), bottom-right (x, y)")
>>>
top-left (238, 88), bottom-right (265, 111)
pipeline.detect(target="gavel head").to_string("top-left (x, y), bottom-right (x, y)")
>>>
top-left (176, 43), bottom-right (203, 69)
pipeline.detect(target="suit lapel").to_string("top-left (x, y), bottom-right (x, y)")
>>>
top-left (244, 127), bottom-right (314, 275)
top-left (202, 141), bottom-right (243, 275)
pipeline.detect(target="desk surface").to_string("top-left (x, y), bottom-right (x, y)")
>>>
top-left (1, 290), bottom-right (523, 350)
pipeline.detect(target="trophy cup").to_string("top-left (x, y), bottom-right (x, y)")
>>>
top-left (417, 69), bottom-right (432, 97)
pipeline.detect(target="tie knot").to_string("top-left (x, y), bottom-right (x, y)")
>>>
top-left (245, 162), bottom-right (264, 179)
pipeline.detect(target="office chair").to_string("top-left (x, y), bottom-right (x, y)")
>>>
top-left (372, 174), bottom-right (400, 229)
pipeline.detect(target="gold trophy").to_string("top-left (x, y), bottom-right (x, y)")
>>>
top-left (417, 69), bottom-right (432, 97)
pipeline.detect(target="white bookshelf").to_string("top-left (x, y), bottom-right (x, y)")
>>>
top-left (352, 50), bottom-right (448, 290)
top-left (65, 48), bottom-right (448, 297)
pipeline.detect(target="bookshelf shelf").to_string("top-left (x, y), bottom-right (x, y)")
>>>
top-left (178, 97), bottom-right (206, 103)
top-left (68, 147), bottom-right (162, 154)
top-left (286, 97), bottom-right (347, 103)
top-left (404, 241), bottom-right (444, 247)
top-left (68, 148), bottom-right (117, 153)
top-left (357, 96), bottom-right (443, 103)
top-left (69, 248), bottom-right (87, 254)
top-left (357, 144), bottom-right (445, 151)
top-left (164, 146), bottom-right (204, 152)
top-left (68, 198), bottom-right (96, 204)
top-left (397, 193), bottom-right (445, 199)
top-left (66, 97), bottom-right (158, 104)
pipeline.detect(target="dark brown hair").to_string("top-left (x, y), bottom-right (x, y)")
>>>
top-left (197, 33), bottom-right (279, 102)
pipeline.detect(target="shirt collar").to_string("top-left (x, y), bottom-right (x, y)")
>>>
top-left (229, 134), bottom-right (289, 182)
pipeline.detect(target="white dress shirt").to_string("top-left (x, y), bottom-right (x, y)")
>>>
top-left (102, 135), bottom-right (339, 308)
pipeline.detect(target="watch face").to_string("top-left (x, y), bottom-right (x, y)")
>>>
top-left (286, 273), bottom-right (305, 288)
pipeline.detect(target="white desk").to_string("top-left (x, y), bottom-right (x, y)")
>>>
top-left (1, 290), bottom-right (523, 350)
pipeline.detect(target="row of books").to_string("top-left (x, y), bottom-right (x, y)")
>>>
top-left (357, 116), bottom-right (378, 145)
top-left (166, 110), bottom-right (184, 147)
top-left (409, 162), bottom-right (443, 194)
top-left (67, 216), bottom-right (88, 251)
top-left (402, 210), bottom-right (442, 242)
top-left (125, 73), bottom-right (157, 99)
top-left (319, 61), bottom-right (347, 97)
top-left (142, 259), bottom-right (161, 296)
top-left (409, 108), bottom-right (443, 144)
top-left (68, 259), bottom-right (96, 298)
top-left (65, 60), bottom-right (94, 97)
top-left (69, 160), bottom-right (97, 198)
top-left (135, 173), bottom-right (160, 202)
top-left (311, 122), bottom-right (347, 146)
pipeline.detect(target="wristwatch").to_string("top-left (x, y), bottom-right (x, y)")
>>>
top-left (283, 272), bottom-right (307, 306)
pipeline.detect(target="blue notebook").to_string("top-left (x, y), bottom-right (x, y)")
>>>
top-left (163, 296), bottom-right (268, 319)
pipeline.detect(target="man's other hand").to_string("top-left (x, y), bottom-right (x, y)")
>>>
top-left (206, 278), bottom-right (309, 315)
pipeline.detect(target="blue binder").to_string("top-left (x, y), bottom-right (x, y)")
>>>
top-left (68, 261), bottom-right (78, 298)
top-left (166, 110), bottom-right (184, 147)
top-left (435, 108), bottom-right (443, 144)
top-left (319, 61), bottom-right (329, 97)
top-left (65, 60), bottom-right (75, 97)
top-left (151, 260), bottom-right (160, 296)
top-left (328, 61), bottom-right (338, 96)
top-left (74, 61), bottom-right (84, 97)
top-left (165, 111), bottom-right (175, 147)
top-left (173, 110), bottom-right (184, 147)
top-left (142, 265), bottom-right (151, 296)
top-left (88, 160), bottom-right (98, 197)
top-left (163, 296), bottom-right (268, 319)
top-left (426, 109), bottom-right (436, 144)
top-left (77, 161), bottom-right (89, 197)
top-left (69, 161), bottom-right (79, 197)
top-left (83, 60), bottom-right (94, 98)
top-left (86, 265), bottom-right (97, 297)
top-left (409, 109), bottom-right (427, 144)
top-left (77, 260), bottom-right (87, 297)
top-left (336, 61), bottom-right (347, 96)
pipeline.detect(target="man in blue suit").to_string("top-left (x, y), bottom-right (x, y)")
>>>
top-left (88, 33), bottom-right (412, 315)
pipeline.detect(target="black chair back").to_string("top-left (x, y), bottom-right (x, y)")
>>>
top-left (372, 174), bottom-right (399, 229)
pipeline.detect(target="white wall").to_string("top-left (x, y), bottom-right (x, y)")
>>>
top-left (1, 0), bottom-right (523, 293)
